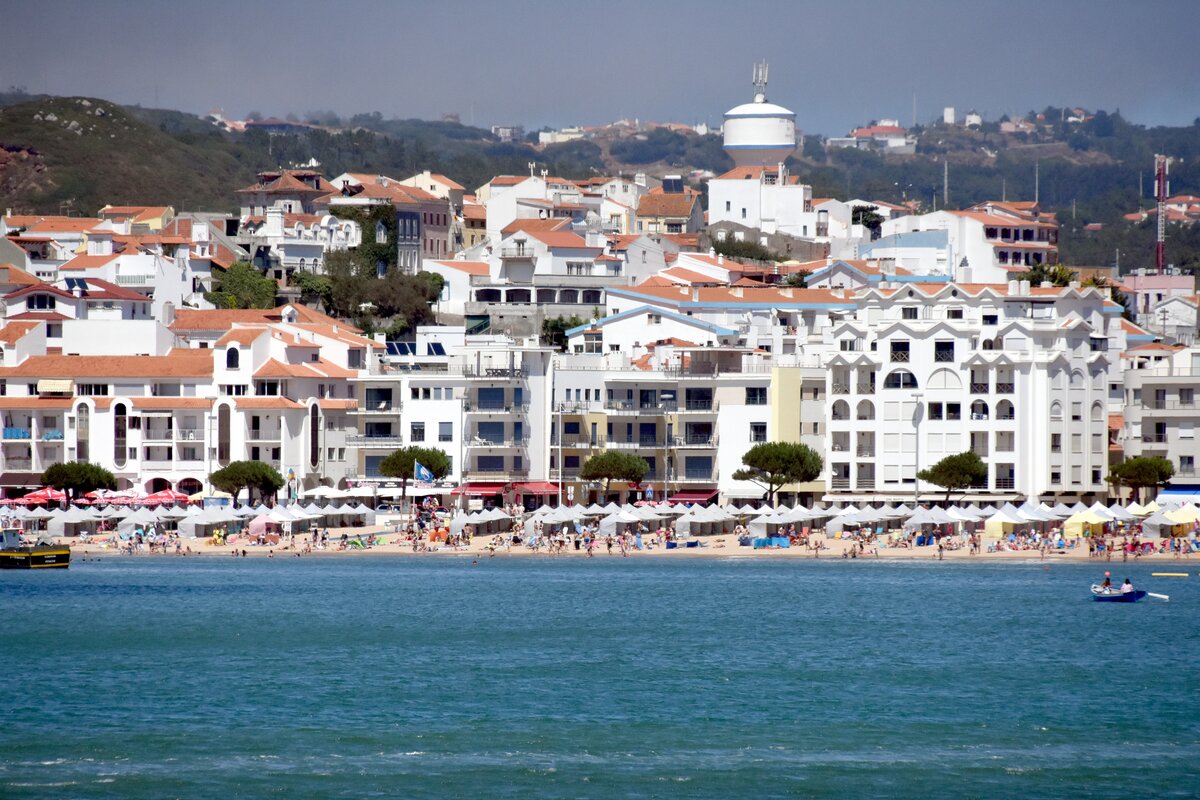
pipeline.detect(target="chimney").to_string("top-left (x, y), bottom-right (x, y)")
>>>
top-left (1020, 279), bottom-right (1031, 294)
top-left (161, 301), bottom-right (175, 327)
top-left (691, 287), bottom-right (700, 302)
top-left (717, 254), bottom-right (724, 265)
top-left (265, 206), bottom-right (284, 238)
top-left (1007, 280), bottom-right (1018, 294)
top-left (731, 286), bottom-right (743, 298)
top-left (780, 287), bottom-right (794, 298)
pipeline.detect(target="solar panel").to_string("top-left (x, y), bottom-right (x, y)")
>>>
top-left (428, 342), bottom-right (446, 356)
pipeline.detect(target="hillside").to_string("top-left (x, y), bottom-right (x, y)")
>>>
top-left (0, 97), bottom-right (256, 214)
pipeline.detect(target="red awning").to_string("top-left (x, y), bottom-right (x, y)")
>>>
top-left (450, 483), bottom-right (508, 496)
top-left (668, 490), bottom-right (718, 503)
top-left (515, 481), bottom-right (559, 494)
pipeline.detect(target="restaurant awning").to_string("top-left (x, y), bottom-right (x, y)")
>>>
top-left (668, 490), bottom-right (718, 503)
top-left (0, 472), bottom-right (43, 488)
top-left (450, 483), bottom-right (508, 496)
top-left (516, 481), bottom-right (559, 494)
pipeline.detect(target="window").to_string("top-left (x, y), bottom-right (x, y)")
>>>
top-left (947, 308), bottom-right (964, 320)
top-left (1071, 402), bottom-right (1082, 422)
top-left (934, 341), bottom-right (954, 362)
top-left (1050, 433), bottom-right (1062, 453)
top-left (1181, 388), bottom-right (1195, 406)
top-left (928, 402), bottom-right (943, 420)
top-left (982, 314), bottom-right (998, 325)
top-left (902, 307), bottom-right (918, 320)
top-left (225, 348), bottom-right (239, 369)
top-left (77, 383), bottom-right (110, 396)
top-left (1071, 433), bottom-right (1082, 453)
top-left (1051, 470), bottom-right (1061, 485)
top-left (883, 370), bottom-right (918, 389)
top-left (439, 422), bottom-right (452, 442)
top-left (725, 201), bottom-right (730, 211)
top-left (745, 387), bottom-right (767, 405)
top-left (946, 403), bottom-right (961, 421)
top-left (749, 422), bottom-right (767, 442)
top-left (410, 421), bottom-right (425, 442)
top-left (890, 340), bottom-right (910, 362)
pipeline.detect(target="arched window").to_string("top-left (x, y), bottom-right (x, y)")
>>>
top-left (226, 348), bottom-right (240, 369)
top-left (856, 400), bottom-right (875, 420)
top-left (113, 402), bottom-right (127, 468)
top-left (1070, 370), bottom-right (1085, 387)
top-left (831, 400), bottom-right (850, 420)
top-left (1091, 402), bottom-right (1104, 423)
top-left (928, 368), bottom-right (962, 390)
top-left (996, 399), bottom-right (1014, 420)
top-left (1049, 400), bottom-right (1062, 420)
top-left (982, 339), bottom-right (994, 350)
top-left (970, 400), bottom-right (989, 420)
top-left (883, 370), bottom-right (918, 389)
top-left (310, 405), bottom-right (320, 468)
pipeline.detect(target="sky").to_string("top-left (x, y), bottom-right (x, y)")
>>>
top-left (2, 0), bottom-right (1198, 136)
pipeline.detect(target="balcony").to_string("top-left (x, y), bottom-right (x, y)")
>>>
top-left (831, 411), bottom-right (849, 421)
top-left (856, 383), bottom-right (876, 394)
top-left (1141, 434), bottom-right (1169, 443)
top-left (675, 434), bottom-right (715, 447)
top-left (499, 247), bottom-right (535, 259)
top-left (247, 427), bottom-right (282, 441)
top-left (464, 400), bottom-right (528, 414)
top-left (143, 428), bottom-right (175, 443)
top-left (347, 434), bottom-right (405, 447)
top-left (604, 400), bottom-right (676, 414)
top-left (3, 427), bottom-right (31, 440)
top-left (357, 398), bottom-right (399, 414)
top-left (609, 437), bottom-right (666, 449)
top-left (830, 477), bottom-right (851, 490)
top-left (679, 400), bottom-right (717, 413)
top-left (464, 466), bottom-right (529, 479)
top-left (175, 427), bottom-right (204, 441)
top-left (3, 458), bottom-right (32, 470)
top-left (831, 383), bottom-right (850, 395)
top-left (467, 437), bottom-right (530, 449)
top-left (40, 429), bottom-right (64, 441)
top-left (890, 351), bottom-right (910, 363)
top-left (995, 478), bottom-right (1016, 490)
top-left (934, 350), bottom-right (955, 363)
top-left (463, 366), bottom-right (526, 379)
top-left (995, 382), bottom-right (1014, 394)
top-left (856, 477), bottom-right (876, 490)
top-left (996, 411), bottom-right (1015, 421)
top-left (856, 446), bottom-right (875, 457)
top-left (971, 382), bottom-right (989, 394)
top-left (1178, 465), bottom-right (1197, 476)
top-left (674, 470), bottom-right (716, 483)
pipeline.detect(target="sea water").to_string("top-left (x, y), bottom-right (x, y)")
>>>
top-left (1, 557), bottom-right (1197, 799)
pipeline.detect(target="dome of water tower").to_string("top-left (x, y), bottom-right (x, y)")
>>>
top-left (723, 64), bottom-right (797, 167)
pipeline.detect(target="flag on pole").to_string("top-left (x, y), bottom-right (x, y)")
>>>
top-left (414, 461), bottom-right (434, 485)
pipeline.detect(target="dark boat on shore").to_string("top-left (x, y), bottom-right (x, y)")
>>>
top-left (0, 528), bottom-right (70, 569)
top-left (1091, 584), bottom-right (1145, 602)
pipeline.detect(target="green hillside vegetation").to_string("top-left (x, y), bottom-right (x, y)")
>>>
top-left (2, 93), bottom-right (1199, 272)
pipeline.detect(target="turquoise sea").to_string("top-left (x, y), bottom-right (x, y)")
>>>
top-left (2, 557), bottom-right (1198, 799)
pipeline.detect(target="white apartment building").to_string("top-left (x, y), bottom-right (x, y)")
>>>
top-left (825, 281), bottom-right (1115, 503)
top-left (1119, 345), bottom-right (1200, 484)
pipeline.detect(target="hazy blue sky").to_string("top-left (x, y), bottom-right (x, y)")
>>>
top-left (2, 0), bottom-right (1197, 135)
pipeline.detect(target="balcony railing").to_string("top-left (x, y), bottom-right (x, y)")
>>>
top-left (676, 434), bottom-right (715, 447)
top-left (856, 383), bottom-right (876, 394)
top-left (2, 428), bottom-right (31, 440)
top-left (995, 382), bottom-right (1014, 394)
top-left (463, 366), bottom-right (527, 379)
top-left (971, 382), bottom-right (989, 394)
top-left (358, 400), bottom-right (398, 413)
top-left (856, 447), bottom-right (875, 457)
top-left (3, 458), bottom-right (32, 470)
top-left (247, 427), bottom-right (283, 440)
top-left (832, 412), bottom-right (849, 421)
top-left (831, 383), bottom-right (850, 395)
top-left (40, 429), bottom-right (64, 441)
top-left (499, 247), bottom-right (535, 259)
top-left (856, 477), bottom-right (875, 490)
top-left (603, 400), bottom-right (677, 414)
top-left (464, 401), bottom-right (529, 414)
top-left (934, 350), bottom-right (955, 362)
top-left (857, 412), bottom-right (875, 420)
top-left (680, 400), bottom-right (716, 412)
top-left (468, 437), bottom-right (530, 448)
top-left (143, 428), bottom-right (174, 442)
top-left (347, 434), bottom-right (405, 447)
top-left (1141, 434), bottom-right (1168, 443)
top-left (995, 478), bottom-right (1016, 490)
top-left (175, 427), bottom-right (204, 440)
top-left (890, 351), bottom-right (910, 362)
top-left (996, 412), bottom-right (1015, 421)
top-left (830, 477), bottom-right (851, 490)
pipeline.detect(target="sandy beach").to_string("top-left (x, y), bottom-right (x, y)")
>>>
top-left (62, 524), bottom-right (1200, 564)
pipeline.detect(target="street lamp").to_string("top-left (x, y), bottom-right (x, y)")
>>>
top-left (911, 390), bottom-right (924, 507)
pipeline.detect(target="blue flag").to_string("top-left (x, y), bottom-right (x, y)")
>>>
top-left (414, 462), bottom-right (434, 484)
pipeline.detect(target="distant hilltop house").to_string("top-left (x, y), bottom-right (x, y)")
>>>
top-left (827, 120), bottom-right (915, 153)
top-left (1124, 196), bottom-right (1200, 226)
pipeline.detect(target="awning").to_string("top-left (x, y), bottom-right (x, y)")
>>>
top-left (516, 481), bottom-right (559, 494)
top-left (450, 483), bottom-right (508, 496)
top-left (0, 472), bottom-right (42, 488)
top-left (36, 379), bottom-right (73, 394)
top-left (668, 490), bottom-right (718, 503)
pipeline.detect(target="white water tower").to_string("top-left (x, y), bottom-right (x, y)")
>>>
top-left (723, 61), bottom-right (797, 167)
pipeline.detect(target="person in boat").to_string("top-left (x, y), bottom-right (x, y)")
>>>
top-left (1120, 578), bottom-right (1133, 594)
top-left (1100, 575), bottom-right (1113, 592)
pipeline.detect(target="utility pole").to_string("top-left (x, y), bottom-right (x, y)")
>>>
top-left (942, 159), bottom-right (948, 208)
top-left (1034, 160), bottom-right (1040, 205)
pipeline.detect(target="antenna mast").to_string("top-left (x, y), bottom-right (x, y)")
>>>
top-left (752, 61), bottom-right (768, 103)
top-left (1154, 154), bottom-right (1169, 275)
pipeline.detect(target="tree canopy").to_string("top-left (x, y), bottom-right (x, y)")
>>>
top-left (580, 451), bottom-right (650, 495)
top-left (41, 461), bottom-right (117, 500)
top-left (205, 261), bottom-right (278, 309)
top-left (916, 451), bottom-right (988, 502)
top-left (1110, 456), bottom-right (1174, 502)
top-left (379, 446), bottom-right (452, 510)
top-left (209, 460), bottom-right (285, 503)
top-left (731, 442), bottom-right (823, 505)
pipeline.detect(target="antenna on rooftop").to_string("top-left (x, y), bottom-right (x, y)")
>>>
top-left (1154, 154), bottom-right (1169, 275)
top-left (527, 161), bottom-right (536, 177)
top-left (752, 61), bottom-right (769, 103)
